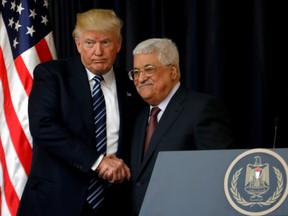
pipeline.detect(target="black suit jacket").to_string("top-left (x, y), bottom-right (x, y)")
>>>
top-left (130, 85), bottom-right (234, 215)
top-left (17, 57), bottom-right (143, 216)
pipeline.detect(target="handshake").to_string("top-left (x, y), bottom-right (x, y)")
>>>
top-left (96, 154), bottom-right (131, 183)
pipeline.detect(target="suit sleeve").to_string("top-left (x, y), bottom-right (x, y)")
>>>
top-left (28, 62), bottom-right (100, 173)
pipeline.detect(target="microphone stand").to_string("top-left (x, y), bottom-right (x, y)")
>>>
top-left (273, 117), bottom-right (279, 149)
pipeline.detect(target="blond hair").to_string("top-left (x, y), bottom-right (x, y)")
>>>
top-left (72, 9), bottom-right (123, 42)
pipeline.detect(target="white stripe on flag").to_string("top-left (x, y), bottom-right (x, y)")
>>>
top-left (0, 1), bottom-right (57, 215)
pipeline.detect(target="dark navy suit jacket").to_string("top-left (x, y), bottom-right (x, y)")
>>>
top-left (17, 57), bottom-right (143, 216)
top-left (130, 85), bottom-right (234, 215)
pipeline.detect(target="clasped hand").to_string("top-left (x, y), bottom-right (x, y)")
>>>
top-left (97, 154), bottom-right (131, 183)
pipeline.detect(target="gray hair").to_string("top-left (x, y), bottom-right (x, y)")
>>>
top-left (133, 38), bottom-right (180, 74)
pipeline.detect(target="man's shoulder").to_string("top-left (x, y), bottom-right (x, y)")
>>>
top-left (177, 86), bottom-right (224, 108)
top-left (182, 86), bottom-right (218, 101)
top-left (34, 57), bottom-right (84, 77)
top-left (37, 56), bottom-right (80, 68)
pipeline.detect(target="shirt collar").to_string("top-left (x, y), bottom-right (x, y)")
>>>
top-left (151, 82), bottom-right (180, 112)
top-left (86, 67), bottom-right (115, 87)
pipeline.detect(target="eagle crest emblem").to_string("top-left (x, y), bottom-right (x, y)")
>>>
top-left (224, 149), bottom-right (288, 216)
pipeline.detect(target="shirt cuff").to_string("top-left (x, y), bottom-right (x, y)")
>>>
top-left (91, 154), bottom-right (104, 171)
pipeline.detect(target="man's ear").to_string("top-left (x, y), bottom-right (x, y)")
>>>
top-left (170, 64), bottom-right (178, 79)
top-left (74, 38), bottom-right (81, 53)
top-left (116, 39), bottom-right (122, 53)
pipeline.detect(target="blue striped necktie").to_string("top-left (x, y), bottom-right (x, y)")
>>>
top-left (87, 75), bottom-right (107, 210)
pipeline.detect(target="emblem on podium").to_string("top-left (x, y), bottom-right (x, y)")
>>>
top-left (224, 148), bottom-right (288, 216)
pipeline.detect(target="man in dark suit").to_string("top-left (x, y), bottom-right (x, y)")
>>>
top-left (17, 9), bottom-right (143, 216)
top-left (128, 38), bottom-right (235, 215)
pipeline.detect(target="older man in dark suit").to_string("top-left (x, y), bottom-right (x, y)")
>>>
top-left (128, 38), bottom-right (234, 215)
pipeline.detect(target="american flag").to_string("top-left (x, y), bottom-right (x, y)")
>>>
top-left (0, 0), bottom-right (56, 215)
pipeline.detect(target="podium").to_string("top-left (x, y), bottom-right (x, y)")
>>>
top-left (139, 149), bottom-right (288, 216)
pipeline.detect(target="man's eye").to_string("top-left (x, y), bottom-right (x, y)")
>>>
top-left (85, 41), bottom-right (95, 47)
top-left (145, 67), bottom-right (154, 72)
top-left (134, 70), bottom-right (140, 75)
top-left (101, 40), bottom-right (111, 46)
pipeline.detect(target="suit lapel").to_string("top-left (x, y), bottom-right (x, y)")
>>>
top-left (113, 67), bottom-right (129, 154)
top-left (68, 57), bottom-right (95, 138)
top-left (134, 108), bottom-right (150, 173)
top-left (140, 86), bottom-right (187, 171)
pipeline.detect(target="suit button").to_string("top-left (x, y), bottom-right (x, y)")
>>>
top-left (136, 182), bottom-right (142, 187)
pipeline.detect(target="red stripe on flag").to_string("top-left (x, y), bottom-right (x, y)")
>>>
top-left (0, 139), bottom-right (20, 216)
top-left (0, 186), bottom-right (1, 214)
top-left (14, 56), bottom-right (33, 97)
top-left (0, 48), bottom-right (32, 176)
top-left (35, 37), bottom-right (53, 63)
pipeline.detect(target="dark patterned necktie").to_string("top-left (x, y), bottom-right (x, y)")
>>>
top-left (144, 107), bottom-right (161, 153)
top-left (87, 75), bottom-right (107, 210)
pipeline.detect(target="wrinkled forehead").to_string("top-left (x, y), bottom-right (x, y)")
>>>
top-left (134, 52), bottom-right (161, 66)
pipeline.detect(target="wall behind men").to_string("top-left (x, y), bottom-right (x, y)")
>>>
top-left (49, 0), bottom-right (288, 149)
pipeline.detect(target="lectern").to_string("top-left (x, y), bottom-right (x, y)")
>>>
top-left (139, 149), bottom-right (288, 216)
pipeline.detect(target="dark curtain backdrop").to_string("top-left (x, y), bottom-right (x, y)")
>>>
top-left (48, 0), bottom-right (288, 149)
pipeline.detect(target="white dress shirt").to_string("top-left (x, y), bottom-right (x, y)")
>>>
top-left (86, 68), bottom-right (120, 170)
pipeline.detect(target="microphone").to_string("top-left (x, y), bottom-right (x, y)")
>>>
top-left (273, 117), bottom-right (279, 148)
